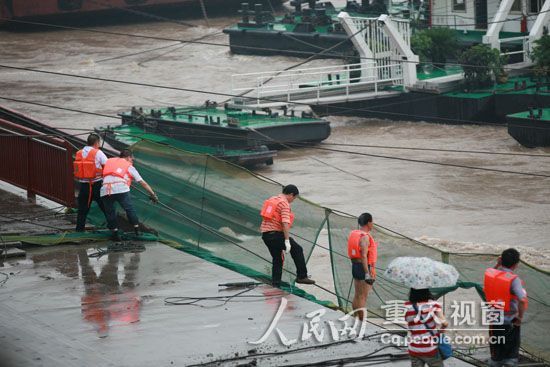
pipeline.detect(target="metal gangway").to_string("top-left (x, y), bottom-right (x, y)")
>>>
top-left (230, 13), bottom-right (419, 109)
top-left (231, 62), bottom-right (405, 108)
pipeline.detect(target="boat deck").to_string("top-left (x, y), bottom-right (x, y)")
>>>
top-left (509, 108), bottom-right (550, 120)
top-left (97, 124), bottom-right (277, 166)
top-left (122, 106), bottom-right (326, 128)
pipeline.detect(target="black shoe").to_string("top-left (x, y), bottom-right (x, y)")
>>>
top-left (295, 277), bottom-right (315, 285)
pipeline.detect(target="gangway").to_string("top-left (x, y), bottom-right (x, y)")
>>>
top-left (230, 13), bottom-right (418, 109)
top-left (231, 62), bottom-right (405, 108)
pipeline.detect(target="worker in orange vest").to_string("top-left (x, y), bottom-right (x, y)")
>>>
top-left (100, 149), bottom-right (158, 241)
top-left (260, 184), bottom-right (315, 287)
top-left (74, 133), bottom-right (108, 232)
top-left (484, 248), bottom-right (528, 367)
top-left (348, 212), bottom-right (377, 320)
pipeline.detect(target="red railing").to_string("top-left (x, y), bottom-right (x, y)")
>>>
top-left (0, 119), bottom-right (75, 207)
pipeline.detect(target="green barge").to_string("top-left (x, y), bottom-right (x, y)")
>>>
top-left (118, 103), bottom-right (331, 149)
top-left (507, 108), bottom-right (550, 148)
top-left (96, 124), bottom-right (277, 167)
top-left (310, 76), bottom-right (550, 125)
top-left (223, 0), bottom-right (389, 58)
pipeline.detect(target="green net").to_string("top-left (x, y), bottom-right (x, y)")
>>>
top-left (76, 139), bottom-right (548, 363)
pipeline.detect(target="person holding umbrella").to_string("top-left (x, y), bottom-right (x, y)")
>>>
top-left (385, 257), bottom-right (457, 366)
top-left (347, 212), bottom-right (378, 320)
top-left (405, 288), bottom-right (449, 367)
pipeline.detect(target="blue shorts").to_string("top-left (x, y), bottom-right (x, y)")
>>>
top-left (352, 263), bottom-right (375, 284)
top-left (352, 262), bottom-right (366, 280)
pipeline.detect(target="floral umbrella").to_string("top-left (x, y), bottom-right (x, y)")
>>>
top-left (383, 257), bottom-right (459, 289)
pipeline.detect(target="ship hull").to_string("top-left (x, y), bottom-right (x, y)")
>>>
top-left (507, 112), bottom-right (550, 148)
top-left (98, 126), bottom-right (277, 167)
top-left (121, 114), bottom-right (331, 149)
top-left (223, 28), bottom-right (353, 59)
top-left (1, 0), bottom-right (281, 21)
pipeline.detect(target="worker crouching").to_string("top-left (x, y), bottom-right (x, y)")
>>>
top-left (100, 149), bottom-right (158, 241)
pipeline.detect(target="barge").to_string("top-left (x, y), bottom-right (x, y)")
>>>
top-left (119, 102), bottom-right (331, 149)
top-left (0, 0), bottom-right (280, 23)
top-left (96, 123), bottom-right (277, 166)
top-left (223, 0), bottom-right (389, 58)
top-left (310, 76), bottom-right (550, 124)
top-left (507, 108), bottom-right (550, 148)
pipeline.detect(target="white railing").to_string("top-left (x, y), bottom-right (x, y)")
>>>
top-left (349, 16), bottom-right (412, 47)
top-left (232, 62), bottom-right (404, 105)
top-left (499, 36), bottom-right (530, 63)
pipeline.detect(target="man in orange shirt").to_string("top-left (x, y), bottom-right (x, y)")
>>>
top-left (260, 184), bottom-right (315, 287)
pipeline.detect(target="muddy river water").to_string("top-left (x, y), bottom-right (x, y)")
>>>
top-left (1, 8), bottom-right (549, 269)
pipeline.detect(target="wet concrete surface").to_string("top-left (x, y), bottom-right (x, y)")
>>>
top-left (0, 187), bottom-right (475, 366)
top-left (0, 241), bottom-right (479, 367)
top-left (0, 188), bottom-right (78, 237)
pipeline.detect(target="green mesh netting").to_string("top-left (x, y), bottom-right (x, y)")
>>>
top-left (126, 141), bottom-right (327, 289)
top-left (125, 140), bottom-right (549, 363)
top-left (23, 139), bottom-right (547, 363)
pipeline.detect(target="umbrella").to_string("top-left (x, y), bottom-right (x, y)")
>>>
top-left (384, 257), bottom-right (459, 289)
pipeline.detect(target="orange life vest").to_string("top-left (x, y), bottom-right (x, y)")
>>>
top-left (347, 230), bottom-right (378, 265)
top-left (102, 158), bottom-right (133, 187)
top-left (260, 195), bottom-right (295, 227)
top-left (74, 148), bottom-right (103, 181)
top-left (483, 268), bottom-right (519, 312)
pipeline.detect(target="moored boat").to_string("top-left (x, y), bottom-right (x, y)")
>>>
top-left (119, 102), bottom-right (331, 149)
top-left (507, 108), bottom-right (550, 148)
top-left (96, 123), bottom-right (277, 166)
top-left (222, 0), bottom-right (415, 58)
top-left (0, 0), bottom-right (281, 23)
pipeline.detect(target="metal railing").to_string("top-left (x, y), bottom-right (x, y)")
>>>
top-left (499, 35), bottom-right (530, 63)
top-left (0, 119), bottom-right (75, 206)
top-left (232, 62), bottom-right (404, 105)
top-left (349, 16), bottom-right (412, 46)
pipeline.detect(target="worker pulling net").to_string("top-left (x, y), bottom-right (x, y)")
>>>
top-left (81, 139), bottom-right (548, 363)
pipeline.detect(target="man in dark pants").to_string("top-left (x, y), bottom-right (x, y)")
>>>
top-left (484, 248), bottom-right (528, 367)
top-left (74, 133), bottom-right (108, 231)
top-left (100, 149), bottom-right (158, 241)
top-left (260, 184), bottom-right (315, 287)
